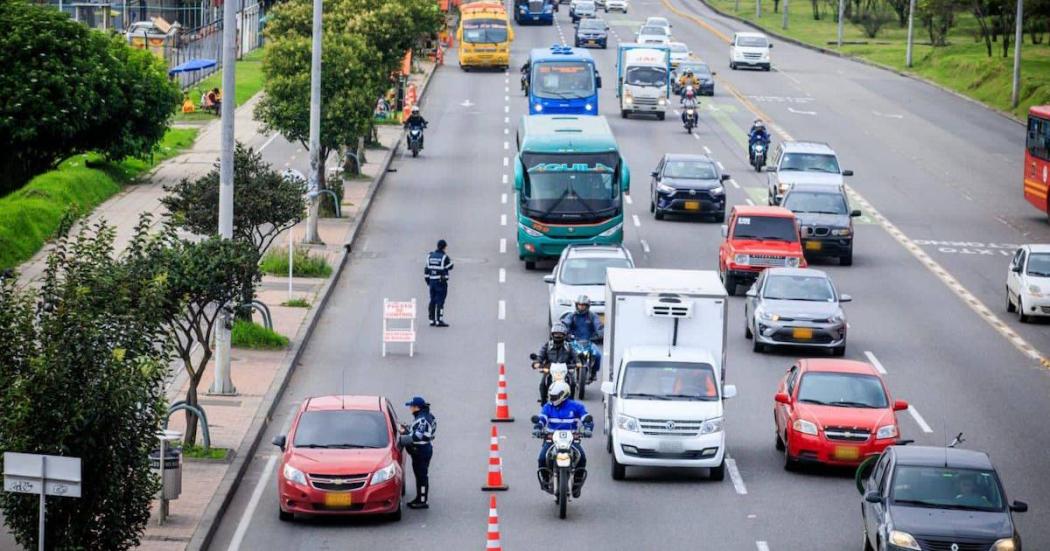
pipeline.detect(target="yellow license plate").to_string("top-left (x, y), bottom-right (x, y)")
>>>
top-left (805, 241), bottom-right (822, 251)
top-left (834, 446), bottom-right (860, 460)
top-left (792, 327), bottom-right (813, 339)
top-left (588, 40), bottom-right (597, 45)
top-left (324, 493), bottom-right (352, 507)
top-left (599, 314), bottom-right (605, 324)
top-left (684, 201), bottom-right (700, 211)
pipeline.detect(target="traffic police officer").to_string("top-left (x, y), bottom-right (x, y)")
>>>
top-left (401, 396), bottom-right (436, 509)
top-left (424, 239), bottom-right (453, 327)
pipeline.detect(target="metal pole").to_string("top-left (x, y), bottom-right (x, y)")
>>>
top-left (211, 0), bottom-right (238, 396)
top-left (288, 230), bottom-right (294, 301)
top-left (304, 0), bottom-right (324, 244)
top-left (38, 457), bottom-right (45, 551)
top-left (1011, 0), bottom-right (1023, 108)
top-left (782, 0), bottom-right (788, 29)
top-left (756, 0), bottom-right (761, 18)
top-left (157, 437), bottom-right (167, 525)
top-left (837, 0), bottom-right (845, 47)
top-left (905, 0), bottom-right (916, 66)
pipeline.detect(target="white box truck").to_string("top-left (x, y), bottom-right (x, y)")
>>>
top-left (599, 268), bottom-right (736, 481)
top-left (615, 43), bottom-right (670, 120)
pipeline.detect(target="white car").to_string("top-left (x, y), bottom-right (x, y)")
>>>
top-left (729, 31), bottom-right (772, 71)
top-left (668, 42), bottom-right (691, 67)
top-left (635, 25), bottom-right (670, 45)
top-left (644, 16), bottom-right (672, 36)
top-left (1007, 244), bottom-right (1050, 322)
top-left (605, 0), bottom-right (628, 12)
top-left (544, 244), bottom-right (635, 327)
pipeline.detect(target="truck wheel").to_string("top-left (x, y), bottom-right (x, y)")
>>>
top-left (611, 455), bottom-right (626, 480)
top-left (657, 112), bottom-right (665, 121)
top-left (621, 109), bottom-right (630, 119)
top-left (709, 459), bottom-right (726, 481)
top-left (525, 260), bottom-right (537, 271)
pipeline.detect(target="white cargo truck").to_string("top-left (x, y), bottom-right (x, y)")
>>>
top-left (600, 268), bottom-right (736, 481)
top-left (616, 43), bottom-right (670, 120)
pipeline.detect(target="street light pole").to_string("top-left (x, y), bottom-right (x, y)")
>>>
top-left (782, 0), bottom-right (789, 29)
top-left (1011, 0), bottom-right (1023, 108)
top-left (304, 0), bottom-right (324, 244)
top-left (756, 0), bottom-right (761, 18)
top-left (905, 0), bottom-right (916, 66)
top-left (210, 0), bottom-right (238, 396)
top-left (837, 0), bottom-right (845, 48)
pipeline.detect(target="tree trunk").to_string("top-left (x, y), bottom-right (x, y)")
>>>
top-left (184, 383), bottom-right (199, 446)
top-left (774, 0), bottom-right (779, 12)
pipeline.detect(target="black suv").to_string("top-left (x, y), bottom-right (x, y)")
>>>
top-left (780, 183), bottom-right (860, 266)
top-left (859, 445), bottom-right (1027, 551)
top-left (574, 18), bottom-right (609, 49)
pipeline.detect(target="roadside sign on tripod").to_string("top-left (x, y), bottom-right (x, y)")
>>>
top-left (4, 452), bottom-right (81, 551)
top-left (383, 298), bottom-right (416, 357)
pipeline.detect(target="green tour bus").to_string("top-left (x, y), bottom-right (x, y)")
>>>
top-left (514, 115), bottom-right (630, 269)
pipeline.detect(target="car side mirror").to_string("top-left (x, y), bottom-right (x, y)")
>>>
top-left (893, 399), bottom-right (909, 411)
top-left (651, 170), bottom-right (660, 177)
top-left (601, 381), bottom-right (615, 395)
top-left (768, 43), bottom-right (774, 48)
top-left (766, 166), bottom-right (776, 172)
top-left (596, 74), bottom-right (602, 88)
top-left (530, 414), bottom-right (541, 424)
top-left (1012, 264), bottom-right (1023, 273)
top-left (839, 294), bottom-right (852, 303)
top-left (774, 392), bottom-right (790, 405)
top-left (864, 491), bottom-right (883, 504)
top-left (850, 209), bottom-right (862, 217)
top-left (543, 274), bottom-right (555, 284)
top-left (720, 224), bottom-right (728, 238)
top-left (721, 173), bottom-right (731, 181)
top-left (1011, 500), bottom-right (1029, 513)
top-left (272, 435), bottom-right (287, 450)
top-left (722, 384), bottom-right (737, 399)
top-left (842, 169), bottom-right (854, 176)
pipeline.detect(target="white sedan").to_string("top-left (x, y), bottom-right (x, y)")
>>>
top-left (1006, 244), bottom-right (1050, 322)
top-left (669, 42), bottom-right (691, 67)
top-left (636, 25), bottom-right (670, 45)
top-left (605, 0), bottom-right (628, 12)
top-left (545, 245), bottom-right (635, 327)
top-left (644, 16), bottom-right (672, 36)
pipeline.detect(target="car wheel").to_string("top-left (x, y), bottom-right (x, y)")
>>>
top-left (611, 454), bottom-right (626, 480)
top-left (709, 459), bottom-right (726, 481)
top-left (1019, 297), bottom-right (1031, 323)
top-left (621, 109), bottom-right (630, 119)
top-left (863, 526), bottom-right (875, 551)
top-left (606, 433), bottom-right (613, 453)
top-left (831, 345), bottom-right (846, 357)
top-left (388, 498), bottom-right (403, 522)
top-left (1006, 288), bottom-right (1016, 313)
top-left (278, 505), bottom-right (293, 522)
top-left (723, 273), bottom-right (737, 296)
top-left (840, 249), bottom-right (853, 266)
top-left (730, 62), bottom-right (737, 70)
top-left (753, 337), bottom-right (765, 353)
top-left (654, 211), bottom-right (665, 220)
top-left (775, 428), bottom-right (785, 451)
top-left (744, 314), bottom-right (753, 339)
top-left (783, 439), bottom-right (798, 471)
top-left (525, 260), bottom-right (537, 271)
top-left (650, 197), bottom-right (656, 214)
top-left (657, 112), bottom-right (666, 120)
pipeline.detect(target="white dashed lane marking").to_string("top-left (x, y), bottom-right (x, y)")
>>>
top-left (632, 214), bottom-right (641, 227)
top-left (863, 351), bottom-right (887, 374)
top-left (908, 405), bottom-right (934, 434)
top-left (499, 238), bottom-right (507, 254)
top-left (726, 457), bottom-right (747, 495)
top-left (499, 268), bottom-right (506, 283)
top-left (498, 300), bottom-right (506, 320)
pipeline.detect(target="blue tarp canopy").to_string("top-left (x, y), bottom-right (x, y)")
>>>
top-left (168, 58), bottom-right (217, 75)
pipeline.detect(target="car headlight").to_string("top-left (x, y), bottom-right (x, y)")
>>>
top-left (598, 222), bottom-right (623, 238)
top-left (370, 461), bottom-right (399, 485)
top-left (520, 223), bottom-right (543, 237)
top-left (888, 530), bottom-right (921, 551)
top-left (733, 253), bottom-right (749, 265)
top-left (616, 414), bottom-right (641, 432)
top-left (557, 297), bottom-right (573, 306)
top-left (283, 463), bottom-right (307, 486)
top-left (992, 538), bottom-right (1018, 551)
top-left (709, 185), bottom-right (724, 196)
top-left (534, 103), bottom-right (543, 112)
top-left (656, 181), bottom-right (675, 194)
top-left (876, 424), bottom-right (898, 440)
top-left (778, 183), bottom-right (789, 193)
top-left (1028, 284), bottom-right (1042, 296)
top-left (831, 228), bottom-right (853, 236)
top-left (792, 419), bottom-right (818, 436)
top-left (829, 313), bottom-right (845, 324)
top-left (785, 257), bottom-right (801, 268)
top-left (700, 417), bottom-right (724, 435)
top-left (759, 310), bottom-right (779, 321)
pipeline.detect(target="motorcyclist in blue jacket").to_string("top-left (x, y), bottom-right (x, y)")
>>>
top-left (559, 295), bottom-right (603, 383)
top-left (748, 119), bottom-right (771, 164)
top-left (534, 381), bottom-right (593, 497)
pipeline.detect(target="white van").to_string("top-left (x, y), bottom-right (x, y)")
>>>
top-left (729, 31), bottom-right (772, 71)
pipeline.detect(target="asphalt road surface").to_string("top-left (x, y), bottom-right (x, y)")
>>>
top-left (201, 1), bottom-right (1050, 550)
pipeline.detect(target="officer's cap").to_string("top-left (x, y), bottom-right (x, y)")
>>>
top-left (405, 396), bottom-right (429, 408)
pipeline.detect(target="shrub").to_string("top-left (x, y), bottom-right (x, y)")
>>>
top-left (231, 320), bottom-right (289, 349)
top-left (282, 298), bottom-right (311, 307)
top-left (260, 246), bottom-right (333, 278)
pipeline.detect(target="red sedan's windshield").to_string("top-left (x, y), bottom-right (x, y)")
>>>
top-left (293, 410), bottom-right (390, 449)
top-left (796, 372), bottom-right (888, 408)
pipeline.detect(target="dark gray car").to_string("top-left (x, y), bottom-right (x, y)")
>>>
top-left (574, 18), bottom-right (609, 48)
top-left (781, 184), bottom-right (861, 266)
top-left (744, 267), bottom-right (850, 356)
top-left (649, 153), bottom-right (729, 222)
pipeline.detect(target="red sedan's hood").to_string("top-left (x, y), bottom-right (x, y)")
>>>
top-left (288, 448), bottom-right (391, 476)
top-left (729, 239), bottom-right (803, 257)
top-left (795, 403), bottom-right (895, 431)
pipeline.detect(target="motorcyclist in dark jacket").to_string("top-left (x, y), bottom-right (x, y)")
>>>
top-left (404, 105), bottom-right (428, 147)
top-left (533, 322), bottom-right (579, 403)
top-left (748, 119), bottom-right (771, 163)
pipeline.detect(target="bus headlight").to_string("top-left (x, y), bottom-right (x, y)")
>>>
top-left (534, 103), bottom-right (543, 112)
top-left (520, 223), bottom-right (543, 237)
top-left (597, 223), bottom-right (623, 238)
top-left (585, 103), bottom-right (593, 111)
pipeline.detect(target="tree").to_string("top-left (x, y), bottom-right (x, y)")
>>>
top-left (0, 1), bottom-right (180, 194)
top-left (0, 218), bottom-right (172, 550)
top-left (159, 237), bottom-right (260, 446)
top-left (918, 0), bottom-right (958, 45)
top-left (855, 0), bottom-right (894, 37)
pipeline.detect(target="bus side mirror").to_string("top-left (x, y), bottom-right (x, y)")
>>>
top-left (620, 158), bottom-right (630, 193)
top-left (514, 155), bottom-right (523, 191)
top-left (596, 73), bottom-right (603, 88)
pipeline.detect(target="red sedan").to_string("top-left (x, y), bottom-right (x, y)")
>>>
top-left (273, 395), bottom-right (406, 521)
top-left (773, 359), bottom-right (908, 470)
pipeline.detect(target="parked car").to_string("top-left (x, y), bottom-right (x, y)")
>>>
top-left (650, 153), bottom-right (729, 221)
top-left (773, 358), bottom-right (906, 469)
top-left (780, 184), bottom-right (861, 266)
top-left (859, 445), bottom-right (1028, 551)
top-left (718, 205), bottom-right (806, 295)
top-left (545, 244), bottom-right (634, 326)
top-left (767, 141), bottom-right (853, 206)
top-left (1006, 243), bottom-right (1050, 322)
top-left (273, 395), bottom-right (406, 522)
top-left (729, 31), bottom-right (772, 71)
top-left (744, 267), bottom-right (850, 355)
top-left (575, 18), bottom-right (609, 48)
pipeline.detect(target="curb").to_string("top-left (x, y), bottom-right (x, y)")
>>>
top-left (692, 0), bottom-right (1026, 126)
top-left (187, 62), bottom-right (441, 551)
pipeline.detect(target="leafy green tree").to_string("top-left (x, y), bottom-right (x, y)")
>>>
top-left (0, 217), bottom-right (173, 550)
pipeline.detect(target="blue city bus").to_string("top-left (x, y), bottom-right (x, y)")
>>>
top-left (527, 46), bottom-right (602, 115)
top-left (514, 0), bottom-right (554, 24)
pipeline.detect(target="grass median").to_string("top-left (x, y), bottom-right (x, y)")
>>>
top-left (705, 0), bottom-right (1050, 118)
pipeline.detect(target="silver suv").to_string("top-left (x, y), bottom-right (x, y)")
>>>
top-left (766, 141), bottom-right (853, 205)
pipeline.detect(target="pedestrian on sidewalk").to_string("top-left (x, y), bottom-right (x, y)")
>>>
top-left (400, 396), bottom-right (436, 509)
top-left (424, 239), bottom-right (453, 327)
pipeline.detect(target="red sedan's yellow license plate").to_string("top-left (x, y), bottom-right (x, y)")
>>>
top-left (324, 493), bottom-right (352, 507)
top-left (834, 446), bottom-right (860, 460)
top-left (805, 240), bottom-right (822, 251)
top-left (792, 327), bottom-right (814, 340)
top-left (684, 200), bottom-right (700, 210)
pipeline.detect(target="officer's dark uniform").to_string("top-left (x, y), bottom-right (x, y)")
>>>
top-left (404, 397), bottom-right (436, 509)
top-left (424, 240), bottom-right (453, 326)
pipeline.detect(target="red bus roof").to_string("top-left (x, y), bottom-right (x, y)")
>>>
top-left (1030, 105), bottom-right (1050, 119)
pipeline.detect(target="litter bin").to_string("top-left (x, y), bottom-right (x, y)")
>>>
top-left (150, 447), bottom-right (182, 500)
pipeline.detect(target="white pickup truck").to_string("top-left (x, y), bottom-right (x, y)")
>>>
top-left (600, 268), bottom-right (736, 480)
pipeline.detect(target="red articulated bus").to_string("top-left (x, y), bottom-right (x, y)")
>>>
top-left (1023, 105), bottom-right (1050, 220)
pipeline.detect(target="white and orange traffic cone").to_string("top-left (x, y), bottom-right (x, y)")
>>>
top-left (491, 363), bottom-right (514, 422)
top-left (486, 495), bottom-right (502, 551)
top-left (482, 425), bottom-right (509, 491)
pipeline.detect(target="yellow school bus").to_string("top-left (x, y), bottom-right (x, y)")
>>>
top-left (457, 2), bottom-right (513, 70)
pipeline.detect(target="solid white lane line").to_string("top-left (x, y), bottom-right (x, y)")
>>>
top-left (640, 239), bottom-right (651, 254)
top-left (703, 145), bottom-right (712, 154)
top-left (728, 179), bottom-right (740, 189)
top-left (499, 268), bottom-right (506, 283)
top-left (497, 342), bottom-right (505, 364)
top-left (501, 193), bottom-right (508, 204)
top-left (864, 351), bottom-right (887, 374)
top-left (632, 214), bottom-right (641, 227)
top-left (498, 300), bottom-right (506, 320)
top-left (259, 133), bottom-right (280, 152)
top-left (756, 542), bottom-right (770, 551)
top-left (227, 455), bottom-right (278, 551)
top-left (745, 198), bottom-right (755, 206)
top-left (624, 195), bottom-right (633, 205)
top-left (500, 214), bottom-right (507, 226)
top-left (726, 457), bottom-right (747, 495)
top-left (499, 238), bottom-right (507, 254)
top-left (908, 406), bottom-right (934, 434)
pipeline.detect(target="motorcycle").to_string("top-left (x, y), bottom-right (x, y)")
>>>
top-left (407, 124), bottom-right (426, 157)
top-left (533, 414), bottom-right (593, 519)
top-left (568, 339), bottom-right (598, 399)
top-left (750, 141), bottom-right (768, 172)
top-left (683, 107), bottom-right (698, 134)
top-left (530, 354), bottom-right (577, 404)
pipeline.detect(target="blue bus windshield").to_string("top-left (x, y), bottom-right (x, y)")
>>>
top-left (532, 61), bottom-right (596, 99)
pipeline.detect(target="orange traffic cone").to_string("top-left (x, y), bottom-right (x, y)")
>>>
top-left (491, 363), bottom-right (514, 422)
top-left (486, 495), bottom-right (503, 551)
top-left (482, 425), bottom-right (509, 491)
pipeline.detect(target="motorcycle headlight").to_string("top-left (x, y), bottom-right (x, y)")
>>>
top-left (370, 461), bottom-right (399, 485)
top-left (733, 253), bottom-right (749, 265)
top-left (584, 103), bottom-right (593, 111)
top-left (598, 222), bottom-right (623, 238)
top-left (792, 418), bottom-right (818, 436)
top-left (755, 144), bottom-right (765, 152)
top-left (992, 538), bottom-right (1018, 551)
top-left (887, 530), bottom-right (921, 551)
top-left (534, 103), bottom-right (543, 112)
top-left (520, 223), bottom-right (543, 237)
top-left (785, 257), bottom-right (801, 268)
top-left (700, 417), bottom-right (724, 435)
top-left (831, 228), bottom-right (853, 236)
top-left (709, 185), bottom-right (724, 196)
top-left (616, 414), bottom-right (641, 432)
top-left (283, 463), bottom-right (307, 486)
top-left (656, 181), bottom-right (675, 194)
top-left (876, 424), bottom-right (898, 440)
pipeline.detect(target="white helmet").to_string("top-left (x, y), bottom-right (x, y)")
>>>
top-left (548, 381), bottom-right (571, 406)
top-left (411, 105), bottom-right (420, 114)
top-left (549, 363), bottom-right (569, 382)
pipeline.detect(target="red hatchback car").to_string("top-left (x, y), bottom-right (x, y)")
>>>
top-left (273, 395), bottom-right (405, 521)
top-left (718, 205), bottom-right (807, 296)
top-left (773, 359), bottom-right (908, 470)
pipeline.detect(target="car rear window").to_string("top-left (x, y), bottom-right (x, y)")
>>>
top-left (293, 410), bottom-right (390, 449)
top-left (732, 215), bottom-right (798, 242)
top-left (782, 191), bottom-right (848, 215)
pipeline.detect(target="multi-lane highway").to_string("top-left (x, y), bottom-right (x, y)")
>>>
top-left (206, 0), bottom-right (1050, 548)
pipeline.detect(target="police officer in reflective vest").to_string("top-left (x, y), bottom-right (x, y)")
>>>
top-left (401, 396), bottom-right (436, 509)
top-left (424, 239), bottom-right (453, 327)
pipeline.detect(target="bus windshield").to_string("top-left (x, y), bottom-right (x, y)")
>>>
top-left (532, 61), bottom-right (596, 99)
top-left (521, 152), bottom-right (619, 217)
top-left (463, 19), bottom-right (508, 43)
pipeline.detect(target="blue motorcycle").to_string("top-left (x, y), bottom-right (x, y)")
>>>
top-left (568, 339), bottom-right (598, 400)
